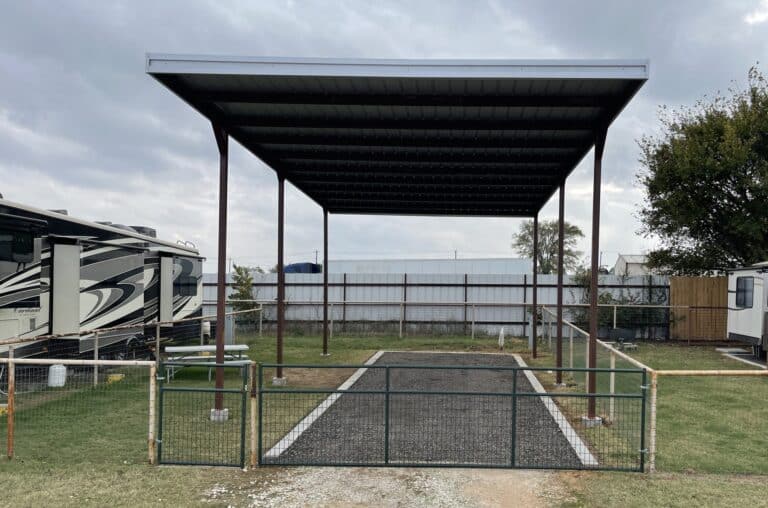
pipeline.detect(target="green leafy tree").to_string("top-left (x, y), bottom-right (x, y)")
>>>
top-left (638, 67), bottom-right (768, 274)
top-left (512, 219), bottom-right (584, 274)
top-left (230, 264), bottom-right (257, 323)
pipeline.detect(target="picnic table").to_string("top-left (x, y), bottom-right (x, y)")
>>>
top-left (164, 344), bottom-right (250, 380)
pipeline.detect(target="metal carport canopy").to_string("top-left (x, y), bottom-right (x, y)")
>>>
top-left (146, 55), bottom-right (648, 217)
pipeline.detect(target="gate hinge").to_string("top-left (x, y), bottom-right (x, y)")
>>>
top-left (640, 384), bottom-right (649, 390)
top-left (640, 448), bottom-right (648, 454)
top-left (156, 376), bottom-right (165, 382)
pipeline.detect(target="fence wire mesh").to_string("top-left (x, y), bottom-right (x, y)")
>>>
top-left (259, 355), bottom-right (646, 471)
top-left (158, 363), bottom-right (248, 467)
top-left (0, 360), bottom-right (150, 464)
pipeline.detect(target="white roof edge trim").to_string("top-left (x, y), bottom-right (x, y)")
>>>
top-left (146, 53), bottom-right (649, 80)
top-left (0, 198), bottom-right (199, 256)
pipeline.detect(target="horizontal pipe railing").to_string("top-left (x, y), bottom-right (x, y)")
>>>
top-left (0, 358), bottom-right (155, 366)
top-left (258, 363), bottom-right (644, 373)
top-left (0, 307), bottom-right (262, 347)
top-left (259, 388), bottom-right (644, 398)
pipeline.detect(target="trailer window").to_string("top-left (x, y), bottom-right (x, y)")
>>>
top-left (735, 276), bottom-right (754, 308)
top-left (174, 274), bottom-right (198, 297)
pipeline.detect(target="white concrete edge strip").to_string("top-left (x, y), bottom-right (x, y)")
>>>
top-left (723, 353), bottom-right (767, 370)
top-left (512, 354), bottom-right (598, 467)
top-left (264, 350), bottom-right (385, 459)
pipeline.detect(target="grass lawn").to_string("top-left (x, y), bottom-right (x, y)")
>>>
top-left (1, 333), bottom-right (765, 506)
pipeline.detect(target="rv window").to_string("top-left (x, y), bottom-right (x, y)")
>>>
top-left (174, 274), bottom-right (198, 297)
top-left (0, 230), bottom-right (34, 263)
top-left (736, 276), bottom-right (754, 308)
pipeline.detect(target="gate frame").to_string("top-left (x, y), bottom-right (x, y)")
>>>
top-left (157, 361), bottom-right (249, 468)
top-left (257, 361), bottom-right (648, 472)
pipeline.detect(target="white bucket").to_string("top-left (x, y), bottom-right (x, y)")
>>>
top-left (48, 364), bottom-right (67, 387)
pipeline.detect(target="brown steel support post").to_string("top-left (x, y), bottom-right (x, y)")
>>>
top-left (276, 176), bottom-right (286, 381)
top-left (532, 214), bottom-right (539, 358)
top-left (212, 123), bottom-right (228, 410)
top-left (322, 208), bottom-right (329, 356)
top-left (556, 183), bottom-right (565, 385)
top-left (588, 128), bottom-right (607, 418)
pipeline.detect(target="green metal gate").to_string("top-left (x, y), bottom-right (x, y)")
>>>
top-left (258, 363), bottom-right (648, 471)
top-left (157, 362), bottom-right (248, 467)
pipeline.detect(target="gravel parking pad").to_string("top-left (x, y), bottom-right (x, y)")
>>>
top-left (261, 352), bottom-right (582, 468)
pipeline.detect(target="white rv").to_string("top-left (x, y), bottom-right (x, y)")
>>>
top-left (727, 262), bottom-right (768, 359)
top-left (0, 198), bottom-right (205, 359)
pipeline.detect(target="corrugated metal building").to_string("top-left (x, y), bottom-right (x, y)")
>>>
top-left (328, 257), bottom-right (531, 274)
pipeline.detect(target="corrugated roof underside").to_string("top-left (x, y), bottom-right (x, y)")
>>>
top-left (154, 72), bottom-right (644, 216)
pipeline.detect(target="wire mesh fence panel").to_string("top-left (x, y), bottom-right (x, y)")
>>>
top-left (158, 363), bottom-right (248, 467)
top-left (389, 392), bottom-right (512, 466)
top-left (261, 391), bottom-right (386, 465)
top-left (258, 354), bottom-right (647, 471)
top-left (0, 362), bottom-right (150, 464)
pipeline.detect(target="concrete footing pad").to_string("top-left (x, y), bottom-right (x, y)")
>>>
top-left (210, 408), bottom-right (229, 422)
top-left (580, 416), bottom-right (603, 428)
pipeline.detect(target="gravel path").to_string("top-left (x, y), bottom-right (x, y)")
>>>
top-left (262, 352), bottom-right (581, 468)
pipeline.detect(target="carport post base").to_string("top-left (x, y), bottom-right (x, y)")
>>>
top-left (272, 377), bottom-right (287, 386)
top-left (580, 415), bottom-right (603, 428)
top-left (210, 408), bottom-right (229, 422)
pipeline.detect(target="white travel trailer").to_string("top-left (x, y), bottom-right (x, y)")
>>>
top-left (727, 262), bottom-right (768, 359)
top-left (0, 198), bottom-right (205, 359)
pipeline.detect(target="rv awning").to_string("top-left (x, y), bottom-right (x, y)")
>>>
top-left (147, 55), bottom-right (648, 217)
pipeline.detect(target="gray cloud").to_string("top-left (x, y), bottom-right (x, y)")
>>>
top-left (0, 0), bottom-right (766, 271)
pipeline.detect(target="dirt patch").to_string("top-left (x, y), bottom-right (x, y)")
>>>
top-left (278, 367), bottom-right (357, 389)
top-left (205, 467), bottom-right (573, 507)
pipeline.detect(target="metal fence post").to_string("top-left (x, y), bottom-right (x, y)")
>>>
top-left (148, 363), bottom-right (157, 465)
top-left (156, 362), bottom-right (164, 464)
top-left (6, 346), bottom-right (14, 460)
top-left (640, 369), bottom-right (648, 472)
top-left (249, 362), bottom-right (257, 468)
top-left (471, 304), bottom-right (476, 340)
top-left (585, 333), bottom-right (590, 388)
top-left (609, 351), bottom-right (616, 421)
top-left (613, 305), bottom-right (618, 329)
top-left (384, 366), bottom-right (390, 464)
top-left (259, 306), bottom-right (263, 337)
top-left (649, 370), bottom-right (658, 473)
top-left (330, 303), bottom-right (334, 340)
top-left (93, 332), bottom-right (100, 386)
top-left (569, 327), bottom-right (574, 369)
top-left (399, 303), bottom-right (404, 339)
top-left (240, 365), bottom-right (248, 469)
top-left (155, 323), bottom-right (161, 364)
top-left (510, 368), bottom-right (518, 467)
top-left (257, 363), bottom-right (263, 465)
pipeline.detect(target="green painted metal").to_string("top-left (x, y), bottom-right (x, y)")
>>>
top-left (257, 363), bottom-right (264, 466)
top-left (639, 369), bottom-right (648, 472)
top-left (157, 362), bottom-right (250, 468)
top-left (510, 370), bottom-right (518, 467)
top-left (258, 363), bottom-right (648, 472)
top-left (384, 366), bottom-right (390, 464)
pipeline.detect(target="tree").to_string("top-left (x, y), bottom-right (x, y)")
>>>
top-left (638, 67), bottom-right (768, 274)
top-left (230, 264), bottom-right (257, 323)
top-left (512, 219), bottom-right (584, 274)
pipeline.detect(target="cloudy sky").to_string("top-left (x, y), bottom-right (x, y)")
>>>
top-left (1, 1), bottom-right (767, 272)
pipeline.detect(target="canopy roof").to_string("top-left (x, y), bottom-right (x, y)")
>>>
top-left (147, 55), bottom-right (648, 216)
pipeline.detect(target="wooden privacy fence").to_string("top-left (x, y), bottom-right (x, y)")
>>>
top-left (669, 277), bottom-right (727, 341)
